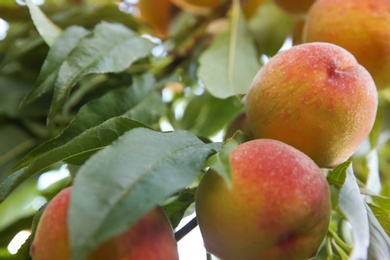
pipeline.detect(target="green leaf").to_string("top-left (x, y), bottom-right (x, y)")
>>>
top-left (69, 129), bottom-right (221, 260)
top-left (22, 26), bottom-right (90, 105)
top-left (327, 160), bottom-right (351, 188)
top-left (162, 188), bottom-right (197, 229)
top-left (179, 92), bottom-right (243, 137)
top-left (48, 21), bottom-right (155, 122)
top-left (248, 0), bottom-right (293, 56)
top-left (12, 202), bottom-right (47, 260)
top-left (367, 203), bottom-right (390, 236)
top-left (0, 124), bottom-right (35, 182)
top-left (366, 203), bottom-right (390, 259)
top-left (0, 118), bottom-right (149, 202)
top-left (25, 0), bottom-right (62, 47)
top-left (197, 0), bottom-right (260, 99)
top-left (337, 165), bottom-right (370, 259)
top-left (13, 74), bottom-right (160, 172)
top-left (0, 177), bottom-right (40, 231)
top-left (206, 138), bottom-right (238, 188)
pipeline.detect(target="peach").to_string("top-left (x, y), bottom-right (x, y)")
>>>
top-left (30, 187), bottom-right (178, 260)
top-left (196, 139), bottom-right (331, 260)
top-left (274, 0), bottom-right (314, 16)
top-left (245, 42), bottom-right (378, 168)
top-left (304, 0), bottom-right (390, 90)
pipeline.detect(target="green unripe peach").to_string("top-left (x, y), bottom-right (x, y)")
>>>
top-left (304, 0), bottom-right (390, 90)
top-left (245, 42), bottom-right (378, 168)
top-left (196, 139), bottom-right (331, 260)
top-left (30, 187), bottom-right (179, 260)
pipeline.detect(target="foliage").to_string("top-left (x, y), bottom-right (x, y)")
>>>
top-left (0, 0), bottom-right (390, 259)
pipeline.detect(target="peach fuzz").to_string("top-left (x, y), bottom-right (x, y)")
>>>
top-left (245, 42), bottom-right (378, 168)
top-left (304, 0), bottom-right (390, 90)
top-left (196, 139), bottom-right (331, 260)
top-left (30, 187), bottom-right (178, 260)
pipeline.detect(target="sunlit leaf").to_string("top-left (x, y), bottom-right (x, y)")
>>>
top-left (25, 0), bottom-right (62, 46)
top-left (327, 160), bottom-right (351, 188)
top-left (367, 203), bottom-right (390, 236)
top-left (206, 138), bottom-right (238, 188)
top-left (69, 128), bottom-right (221, 260)
top-left (366, 203), bottom-right (390, 259)
top-left (197, 0), bottom-right (260, 99)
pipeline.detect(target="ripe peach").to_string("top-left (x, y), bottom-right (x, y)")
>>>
top-left (304, 0), bottom-right (390, 90)
top-left (196, 139), bottom-right (331, 260)
top-left (30, 187), bottom-right (178, 260)
top-left (274, 0), bottom-right (314, 16)
top-left (245, 42), bottom-right (378, 168)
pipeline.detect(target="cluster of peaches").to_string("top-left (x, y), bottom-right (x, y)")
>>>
top-left (30, 0), bottom-right (388, 259)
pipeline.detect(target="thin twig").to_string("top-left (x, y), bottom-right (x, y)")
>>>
top-left (174, 216), bottom-right (198, 241)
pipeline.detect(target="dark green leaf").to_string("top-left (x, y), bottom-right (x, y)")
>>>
top-left (12, 235), bottom-right (32, 260)
top-left (69, 128), bottom-right (221, 260)
top-left (22, 26), bottom-right (90, 105)
top-left (13, 74), bottom-right (160, 171)
top-left (162, 188), bottom-right (197, 229)
top-left (1, 118), bottom-right (149, 202)
top-left (48, 22), bottom-right (155, 122)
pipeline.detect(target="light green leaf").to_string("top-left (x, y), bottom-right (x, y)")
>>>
top-left (197, 0), bottom-right (260, 99)
top-left (22, 26), bottom-right (90, 105)
top-left (25, 0), bottom-right (62, 46)
top-left (327, 160), bottom-right (351, 188)
top-left (248, 0), bottom-right (293, 57)
top-left (366, 203), bottom-right (390, 259)
top-left (48, 21), bottom-right (155, 122)
top-left (367, 203), bottom-right (390, 236)
top-left (179, 92), bottom-right (243, 137)
top-left (69, 128), bottom-right (221, 260)
top-left (206, 138), bottom-right (238, 188)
